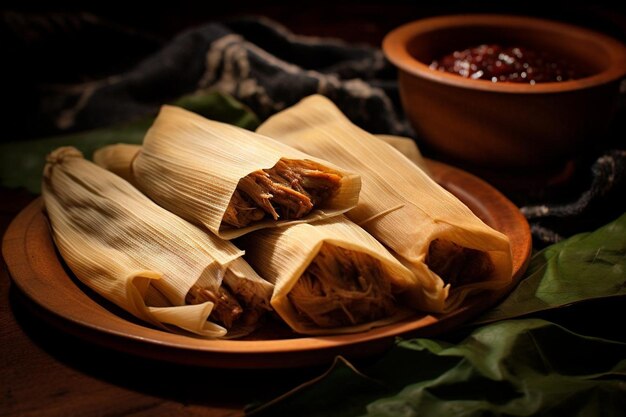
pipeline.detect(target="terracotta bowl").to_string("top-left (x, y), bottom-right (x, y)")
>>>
top-left (383, 15), bottom-right (626, 174)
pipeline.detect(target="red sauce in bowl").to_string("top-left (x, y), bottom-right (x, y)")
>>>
top-left (430, 44), bottom-right (584, 83)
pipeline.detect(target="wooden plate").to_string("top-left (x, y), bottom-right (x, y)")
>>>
top-left (2, 160), bottom-right (531, 369)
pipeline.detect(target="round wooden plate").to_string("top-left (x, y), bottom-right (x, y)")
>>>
top-left (2, 160), bottom-right (531, 369)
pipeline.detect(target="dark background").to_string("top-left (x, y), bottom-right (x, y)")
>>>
top-left (2, 1), bottom-right (626, 141)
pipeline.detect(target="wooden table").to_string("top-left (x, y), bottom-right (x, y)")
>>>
top-left (0, 188), bottom-right (327, 417)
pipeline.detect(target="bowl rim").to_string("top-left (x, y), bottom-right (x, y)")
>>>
top-left (382, 14), bottom-right (626, 94)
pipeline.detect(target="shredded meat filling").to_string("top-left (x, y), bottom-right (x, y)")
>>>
top-left (426, 239), bottom-right (494, 287)
top-left (222, 190), bottom-right (265, 228)
top-left (288, 244), bottom-right (397, 328)
top-left (185, 285), bottom-right (244, 329)
top-left (222, 159), bottom-right (342, 228)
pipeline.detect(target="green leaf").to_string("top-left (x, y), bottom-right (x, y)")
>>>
top-left (364, 319), bottom-right (626, 417)
top-left (474, 212), bottom-right (626, 324)
top-left (0, 91), bottom-right (259, 194)
top-left (250, 319), bottom-right (626, 417)
top-left (172, 91), bottom-right (260, 131)
top-left (248, 357), bottom-right (389, 417)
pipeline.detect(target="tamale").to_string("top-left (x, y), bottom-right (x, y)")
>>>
top-left (236, 216), bottom-right (418, 335)
top-left (92, 143), bottom-right (140, 187)
top-left (42, 147), bottom-right (273, 338)
top-left (257, 95), bottom-right (513, 312)
top-left (95, 135), bottom-right (426, 179)
top-left (99, 105), bottom-right (361, 239)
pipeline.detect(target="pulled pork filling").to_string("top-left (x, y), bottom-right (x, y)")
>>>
top-left (426, 239), bottom-right (494, 287)
top-left (222, 159), bottom-right (343, 228)
top-left (186, 285), bottom-right (243, 329)
top-left (185, 274), bottom-right (269, 330)
top-left (288, 244), bottom-right (397, 328)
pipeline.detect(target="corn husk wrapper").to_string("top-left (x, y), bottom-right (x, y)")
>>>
top-left (129, 105), bottom-right (361, 239)
top-left (93, 143), bottom-right (141, 187)
top-left (237, 215), bottom-right (417, 335)
top-left (375, 134), bottom-right (430, 175)
top-left (257, 95), bottom-right (513, 312)
top-left (42, 147), bottom-right (273, 338)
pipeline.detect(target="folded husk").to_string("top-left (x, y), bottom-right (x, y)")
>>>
top-left (128, 105), bottom-right (361, 239)
top-left (236, 216), bottom-right (418, 335)
top-left (257, 95), bottom-right (513, 312)
top-left (42, 147), bottom-right (273, 338)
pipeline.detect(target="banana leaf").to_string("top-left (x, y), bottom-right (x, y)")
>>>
top-left (249, 319), bottom-right (626, 417)
top-left (0, 92), bottom-right (259, 193)
top-left (475, 212), bottom-right (626, 324)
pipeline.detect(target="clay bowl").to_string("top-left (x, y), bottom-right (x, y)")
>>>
top-left (383, 14), bottom-right (626, 176)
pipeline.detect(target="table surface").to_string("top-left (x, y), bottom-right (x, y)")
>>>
top-left (1, 188), bottom-right (336, 417)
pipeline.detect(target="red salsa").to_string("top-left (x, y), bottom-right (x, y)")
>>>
top-left (430, 44), bottom-right (583, 84)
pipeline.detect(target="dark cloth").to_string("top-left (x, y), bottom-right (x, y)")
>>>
top-left (32, 16), bottom-right (410, 138)
top-left (5, 14), bottom-right (625, 247)
top-left (521, 150), bottom-right (626, 245)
